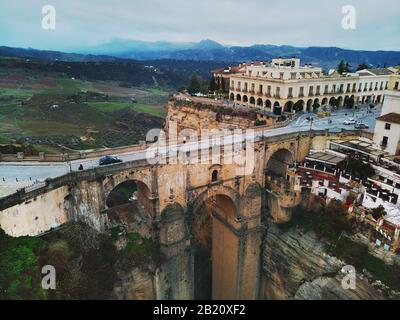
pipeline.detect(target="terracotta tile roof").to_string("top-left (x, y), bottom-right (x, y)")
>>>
top-left (369, 68), bottom-right (394, 76)
top-left (376, 112), bottom-right (400, 124)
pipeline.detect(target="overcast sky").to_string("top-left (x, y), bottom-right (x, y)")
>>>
top-left (0, 0), bottom-right (399, 51)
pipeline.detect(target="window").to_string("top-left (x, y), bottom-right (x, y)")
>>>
top-left (211, 170), bottom-right (218, 182)
top-left (288, 87), bottom-right (293, 98)
top-left (385, 123), bottom-right (391, 130)
top-left (299, 86), bottom-right (304, 96)
top-left (382, 136), bottom-right (389, 146)
top-left (395, 82), bottom-right (399, 90)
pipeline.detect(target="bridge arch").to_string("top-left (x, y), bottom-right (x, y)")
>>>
top-left (191, 186), bottom-right (241, 300)
top-left (104, 176), bottom-right (154, 220)
top-left (266, 148), bottom-right (293, 178)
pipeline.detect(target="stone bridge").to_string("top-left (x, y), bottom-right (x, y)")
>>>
top-left (0, 129), bottom-right (362, 299)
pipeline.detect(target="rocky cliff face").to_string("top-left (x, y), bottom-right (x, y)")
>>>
top-left (261, 225), bottom-right (398, 300)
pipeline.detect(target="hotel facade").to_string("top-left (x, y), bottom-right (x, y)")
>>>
top-left (213, 58), bottom-right (399, 115)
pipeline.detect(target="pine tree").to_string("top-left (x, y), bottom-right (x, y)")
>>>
top-left (188, 73), bottom-right (202, 94)
top-left (356, 62), bottom-right (370, 71)
top-left (337, 60), bottom-right (351, 74)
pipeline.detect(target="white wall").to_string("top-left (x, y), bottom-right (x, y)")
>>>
top-left (373, 120), bottom-right (400, 155)
top-left (0, 186), bottom-right (69, 236)
top-left (381, 90), bottom-right (400, 115)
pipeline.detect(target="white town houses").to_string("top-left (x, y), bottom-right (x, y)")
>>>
top-left (213, 58), bottom-right (399, 115)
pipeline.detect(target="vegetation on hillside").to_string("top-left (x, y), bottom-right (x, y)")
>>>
top-left (337, 156), bottom-right (375, 180)
top-left (0, 222), bottom-right (163, 300)
top-left (276, 195), bottom-right (400, 292)
top-left (278, 197), bottom-right (354, 241)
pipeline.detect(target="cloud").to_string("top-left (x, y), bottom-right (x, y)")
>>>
top-left (0, 0), bottom-right (399, 51)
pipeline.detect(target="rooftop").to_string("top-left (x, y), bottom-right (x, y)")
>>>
top-left (330, 138), bottom-right (389, 158)
top-left (306, 151), bottom-right (345, 166)
top-left (376, 112), bottom-right (400, 125)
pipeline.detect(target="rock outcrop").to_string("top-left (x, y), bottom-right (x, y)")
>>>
top-left (261, 225), bottom-right (398, 300)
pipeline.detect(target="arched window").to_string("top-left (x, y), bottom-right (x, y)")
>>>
top-left (212, 170), bottom-right (218, 182)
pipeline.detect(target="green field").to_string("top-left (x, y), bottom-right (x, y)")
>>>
top-left (89, 101), bottom-right (167, 118)
top-left (0, 59), bottom-right (172, 153)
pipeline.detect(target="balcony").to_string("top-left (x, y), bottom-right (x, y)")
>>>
top-left (249, 90), bottom-right (255, 94)
top-left (257, 91), bottom-right (263, 95)
top-left (287, 94), bottom-right (293, 99)
top-left (242, 89), bottom-right (248, 93)
top-left (299, 93), bottom-right (304, 98)
top-left (274, 94), bottom-right (281, 99)
top-left (229, 87), bottom-right (235, 91)
top-left (265, 93), bottom-right (271, 98)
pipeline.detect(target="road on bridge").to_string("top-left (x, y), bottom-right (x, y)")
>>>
top-left (0, 106), bottom-right (380, 198)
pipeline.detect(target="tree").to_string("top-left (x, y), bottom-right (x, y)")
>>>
top-left (208, 75), bottom-right (217, 92)
top-left (187, 73), bottom-right (202, 95)
top-left (356, 62), bottom-right (370, 71)
top-left (337, 60), bottom-right (351, 74)
top-left (369, 205), bottom-right (387, 220)
top-left (338, 157), bottom-right (375, 180)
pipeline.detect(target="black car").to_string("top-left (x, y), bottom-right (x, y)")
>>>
top-left (99, 156), bottom-right (123, 166)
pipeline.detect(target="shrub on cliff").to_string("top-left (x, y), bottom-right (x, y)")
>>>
top-left (0, 229), bottom-right (48, 300)
top-left (278, 197), bottom-right (353, 242)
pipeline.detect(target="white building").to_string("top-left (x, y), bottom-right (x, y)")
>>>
top-left (373, 113), bottom-right (400, 155)
top-left (373, 80), bottom-right (400, 155)
top-left (214, 58), bottom-right (397, 114)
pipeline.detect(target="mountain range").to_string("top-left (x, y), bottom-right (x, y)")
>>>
top-left (1, 38), bottom-right (400, 71)
top-left (77, 38), bottom-right (400, 70)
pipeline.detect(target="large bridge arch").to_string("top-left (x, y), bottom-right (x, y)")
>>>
top-left (102, 173), bottom-right (156, 230)
top-left (190, 186), bottom-right (242, 300)
top-left (265, 148), bottom-right (294, 178)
